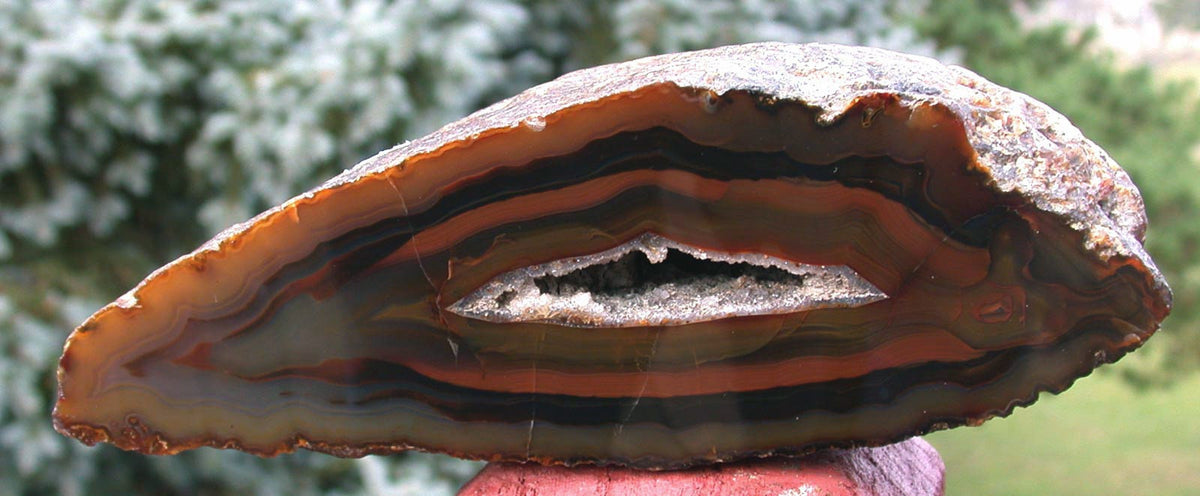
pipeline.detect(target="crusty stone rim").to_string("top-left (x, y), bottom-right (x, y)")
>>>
top-left (131, 42), bottom-right (1172, 333)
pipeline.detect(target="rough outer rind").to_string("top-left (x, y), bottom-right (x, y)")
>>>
top-left (181, 42), bottom-right (1166, 314)
top-left (78, 42), bottom-right (1171, 349)
top-left (101, 43), bottom-right (1169, 318)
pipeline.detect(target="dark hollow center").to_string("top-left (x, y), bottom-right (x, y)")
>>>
top-left (531, 249), bottom-right (805, 298)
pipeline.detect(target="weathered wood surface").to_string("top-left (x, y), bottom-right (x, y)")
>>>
top-left (459, 437), bottom-right (944, 496)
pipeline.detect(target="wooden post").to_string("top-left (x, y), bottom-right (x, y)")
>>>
top-left (458, 437), bottom-right (944, 496)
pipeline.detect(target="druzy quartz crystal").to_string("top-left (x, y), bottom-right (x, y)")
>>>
top-left (54, 43), bottom-right (1171, 468)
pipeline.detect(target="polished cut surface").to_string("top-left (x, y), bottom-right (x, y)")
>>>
top-left (54, 43), bottom-right (1171, 468)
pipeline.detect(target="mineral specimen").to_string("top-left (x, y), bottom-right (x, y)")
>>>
top-left (53, 43), bottom-right (1171, 468)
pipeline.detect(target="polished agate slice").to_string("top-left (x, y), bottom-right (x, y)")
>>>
top-left (54, 43), bottom-right (1172, 468)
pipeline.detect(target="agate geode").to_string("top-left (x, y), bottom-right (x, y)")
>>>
top-left (54, 43), bottom-right (1171, 468)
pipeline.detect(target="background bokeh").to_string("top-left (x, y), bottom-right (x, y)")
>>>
top-left (2, 1), bottom-right (1196, 494)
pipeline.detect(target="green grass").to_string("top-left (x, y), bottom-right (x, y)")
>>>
top-left (925, 370), bottom-right (1200, 495)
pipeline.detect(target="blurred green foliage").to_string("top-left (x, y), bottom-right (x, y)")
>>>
top-left (915, 0), bottom-right (1200, 382)
top-left (0, 1), bottom-right (937, 494)
top-left (1157, 0), bottom-right (1200, 30)
top-left (1, 0), bottom-right (1197, 494)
